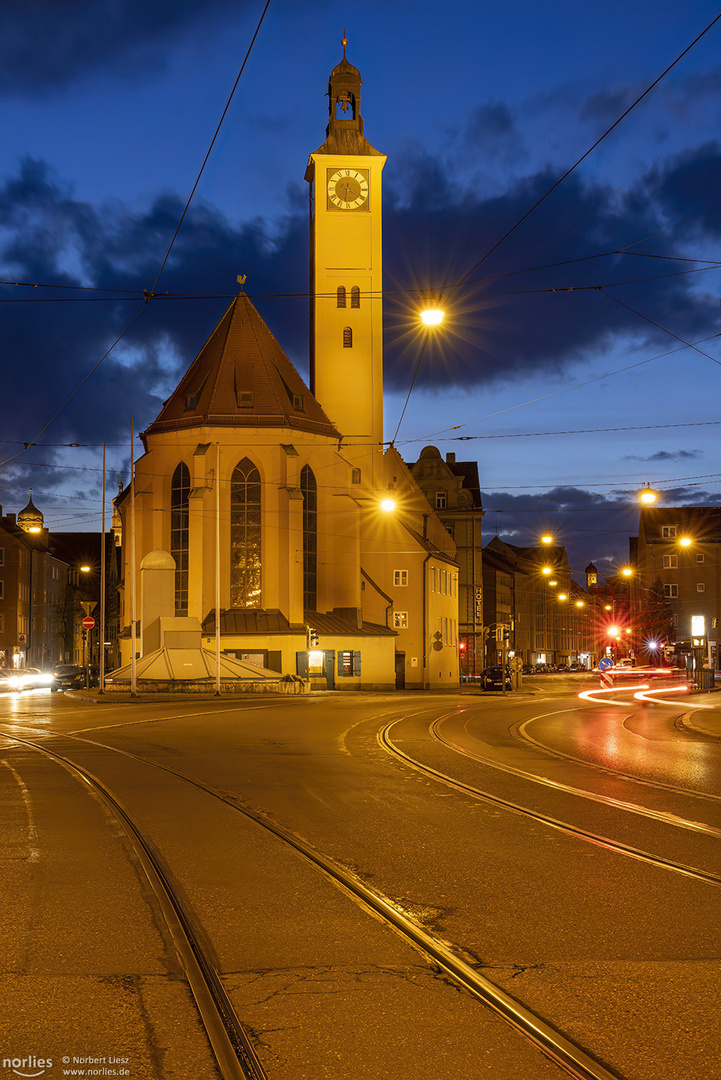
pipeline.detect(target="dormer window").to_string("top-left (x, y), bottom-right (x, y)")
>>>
top-left (293, 394), bottom-right (304, 412)
top-left (661, 525), bottom-right (676, 539)
top-left (185, 393), bottom-right (197, 410)
top-left (236, 390), bottom-right (253, 409)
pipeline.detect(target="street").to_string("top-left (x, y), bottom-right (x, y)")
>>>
top-left (1, 677), bottom-right (720, 1080)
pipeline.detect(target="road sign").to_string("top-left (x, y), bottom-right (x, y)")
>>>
top-left (598, 657), bottom-right (614, 671)
top-left (82, 616), bottom-right (96, 630)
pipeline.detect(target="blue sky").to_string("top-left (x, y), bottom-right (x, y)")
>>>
top-left (1, 0), bottom-right (720, 577)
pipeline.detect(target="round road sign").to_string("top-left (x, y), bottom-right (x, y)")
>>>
top-left (82, 616), bottom-right (96, 630)
top-left (598, 657), bottom-right (614, 671)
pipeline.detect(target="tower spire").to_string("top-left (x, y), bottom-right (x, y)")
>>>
top-left (341, 29), bottom-right (347, 59)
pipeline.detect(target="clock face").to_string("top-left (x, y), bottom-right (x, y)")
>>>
top-left (327, 168), bottom-right (369, 210)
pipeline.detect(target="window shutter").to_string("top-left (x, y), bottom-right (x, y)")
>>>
top-left (296, 651), bottom-right (308, 677)
top-left (354, 651), bottom-right (361, 675)
top-left (337, 653), bottom-right (343, 676)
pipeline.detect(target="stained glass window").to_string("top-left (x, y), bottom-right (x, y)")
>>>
top-left (230, 458), bottom-right (262, 607)
top-left (170, 462), bottom-right (190, 614)
top-left (301, 465), bottom-right (317, 611)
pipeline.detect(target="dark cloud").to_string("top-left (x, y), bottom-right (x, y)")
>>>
top-left (2, 136), bottom-right (720, 516)
top-left (0, 0), bottom-right (246, 94)
top-left (579, 87), bottom-right (635, 124)
top-left (649, 141), bottom-right (721, 234)
top-left (624, 450), bottom-right (702, 462)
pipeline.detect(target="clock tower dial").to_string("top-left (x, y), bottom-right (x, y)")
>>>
top-left (327, 168), bottom-right (369, 210)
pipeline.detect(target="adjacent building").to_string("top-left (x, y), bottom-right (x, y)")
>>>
top-left (636, 506), bottom-right (721, 668)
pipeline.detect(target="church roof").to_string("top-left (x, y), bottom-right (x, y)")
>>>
top-left (144, 292), bottom-right (340, 440)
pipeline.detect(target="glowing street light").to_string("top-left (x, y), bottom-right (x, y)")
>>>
top-left (608, 626), bottom-right (620, 638)
top-left (419, 289), bottom-right (445, 327)
top-left (558, 593), bottom-right (568, 601)
top-left (542, 566), bottom-right (552, 575)
top-left (639, 483), bottom-right (658, 505)
top-left (540, 534), bottom-right (553, 545)
top-left (679, 536), bottom-right (692, 547)
top-left (380, 497), bottom-right (396, 513)
top-left (575, 600), bottom-right (584, 608)
top-left (621, 567), bottom-right (633, 577)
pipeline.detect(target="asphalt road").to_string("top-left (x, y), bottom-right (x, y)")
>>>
top-left (1, 676), bottom-right (720, 1080)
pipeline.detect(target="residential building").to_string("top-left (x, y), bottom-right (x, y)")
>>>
top-left (409, 447), bottom-right (484, 676)
top-left (636, 506), bottom-right (721, 668)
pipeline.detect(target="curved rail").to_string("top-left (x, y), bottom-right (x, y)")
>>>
top-left (431, 716), bottom-right (721, 840)
top-left (1, 724), bottom-right (619, 1080)
top-left (378, 720), bottom-right (721, 890)
top-left (0, 730), bottom-right (267, 1080)
top-left (515, 712), bottom-right (721, 803)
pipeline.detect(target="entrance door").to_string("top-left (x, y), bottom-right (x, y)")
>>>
top-left (395, 651), bottom-right (406, 690)
top-left (324, 650), bottom-right (335, 689)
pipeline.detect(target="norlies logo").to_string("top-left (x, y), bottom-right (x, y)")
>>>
top-left (2, 1058), bottom-right (53, 1078)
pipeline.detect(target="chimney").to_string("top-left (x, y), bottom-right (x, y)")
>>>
top-left (446, 452), bottom-right (456, 465)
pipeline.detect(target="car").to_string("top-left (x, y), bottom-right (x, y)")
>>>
top-left (481, 665), bottom-right (512, 691)
top-left (0, 667), bottom-right (52, 691)
top-left (20, 667), bottom-right (53, 689)
top-left (51, 664), bottom-right (87, 691)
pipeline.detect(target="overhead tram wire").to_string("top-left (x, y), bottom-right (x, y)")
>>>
top-left (394, 331), bottom-right (721, 444)
top-left (388, 11), bottom-right (721, 445)
top-left (0, 3), bottom-right (271, 472)
top-left (598, 289), bottom-right (721, 368)
top-left (2, 202), bottom-right (720, 304)
top-left (146, 0), bottom-right (271, 299)
top-left (447, 12), bottom-right (721, 302)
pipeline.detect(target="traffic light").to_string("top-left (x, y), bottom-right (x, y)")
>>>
top-left (503, 627), bottom-right (510, 645)
top-left (308, 627), bottom-right (319, 648)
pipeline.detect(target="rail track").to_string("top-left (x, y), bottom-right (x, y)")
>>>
top-left (0, 720), bottom-right (621, 1080)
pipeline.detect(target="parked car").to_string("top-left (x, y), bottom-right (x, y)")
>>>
top-left (481, 665), bottom-right (512, 691)
top-left (51, 664), bottom-right (87, 691)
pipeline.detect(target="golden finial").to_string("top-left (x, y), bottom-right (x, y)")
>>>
top-left (237, 274), bottom-right (247, 287)
top-left (341, 30), bottom-right (348, 59)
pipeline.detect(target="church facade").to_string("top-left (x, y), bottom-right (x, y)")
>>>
top-left (116, 46), bottom-right (459, 691)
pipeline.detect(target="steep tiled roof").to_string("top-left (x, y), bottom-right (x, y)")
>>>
top-left (144, 292), bottom-right (340, 439)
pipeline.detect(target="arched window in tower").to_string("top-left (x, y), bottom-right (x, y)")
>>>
top-left (170, 462), bottom-right (190, 615)
top-left (301, 465), bottom-right (317, 611)
top-left (336, 286), bottom-right (346, 308)
top-left (343, 327), bottom-right (353, 348)
top-left (230, 457), bottom-right (262, 608)
top-left (350, 286), bottom-right (360, 308)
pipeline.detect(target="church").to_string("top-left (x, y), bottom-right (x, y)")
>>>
top-left (115, 44), bottom-right (460, 691)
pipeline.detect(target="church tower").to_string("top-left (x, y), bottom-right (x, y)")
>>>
top-left (305, 39), bottom-right (386, 487)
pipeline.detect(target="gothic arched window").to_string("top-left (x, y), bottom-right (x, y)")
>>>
top-left (337, 286), bottom-right (347, 308)
top-left (170, 463), bottom-right (190, 615)
top-left (301, 465), bottom-right (317, 611)
top-left (350, 286), bottom-right (360, 308)
top-left (230, 457), bottom-right (262, 608)
top-left (343, 327), bottom-right (353, 348)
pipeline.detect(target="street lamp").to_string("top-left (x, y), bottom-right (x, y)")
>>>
top-left (639, 483), bottom-right (659, 505)
top-left (541, 534), bottom-right (553, 545)
top-left (419, 289), bottom-right (445, 327)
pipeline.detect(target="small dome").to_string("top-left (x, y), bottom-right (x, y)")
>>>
top-left (585, 561), bottom-right (597, 574)
top-left (419, 445), bottom-right (442, 460)
top-left (140, 549), bottom-right (176, 571)
top-left (18, 494), bottom-right (43, 533)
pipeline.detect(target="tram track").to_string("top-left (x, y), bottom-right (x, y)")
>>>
top-left (0, 720), bottom-right (621, 1080)
top-left (0, 728), bottom-right (267, 1080)
top-left (430, 713), bottom-right (721, 839)
top-left (378, 718), bottom-right (721, 890)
